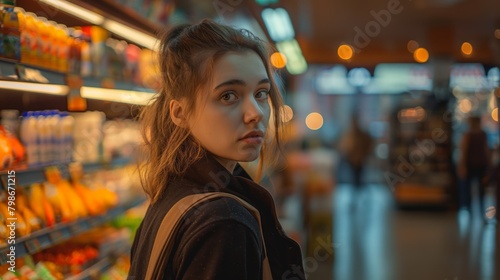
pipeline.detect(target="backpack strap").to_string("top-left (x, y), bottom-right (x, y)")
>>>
top-left (145, 192), bottom-right (273, 280)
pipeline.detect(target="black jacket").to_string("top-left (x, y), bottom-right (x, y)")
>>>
top-left (128, 152), bottom-right (306, 280)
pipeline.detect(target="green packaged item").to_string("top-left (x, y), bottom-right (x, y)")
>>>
top-left (2, 7), bottom-right (20, 60)
top-left (0, 0), bottom-right (15, 7)
top-left (35, 263), bottom-right (56, 280)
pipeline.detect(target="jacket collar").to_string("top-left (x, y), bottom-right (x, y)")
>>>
top-left (179, 151), bottom-right (275, 208)
top-left (181, 151), bottom-right (253, 191)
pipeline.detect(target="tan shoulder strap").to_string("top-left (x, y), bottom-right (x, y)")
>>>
top-left (145, 192), bottom-right (273, 280)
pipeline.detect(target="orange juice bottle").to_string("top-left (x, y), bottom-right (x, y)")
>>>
top-left (37, 17), bottom-right (50, 68)
top-left (57, 24), bottom-right (69, 73)
top-left (25, 12), bottom-right (39, 66)
top-left (47, 21), bottom-right (58, 70)
top-left (15, 7), bottom-right (29, 63)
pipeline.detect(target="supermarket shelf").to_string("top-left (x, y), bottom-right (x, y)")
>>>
top-left (66, 257), bottom-right (113, 280)
top-left (0, 157), bottom-right (134, 190)
top-left (0, 58), bottom-right (155, 104)
top-left (65, 244), bottom-right (131, 280)
top-left (0, 197), bottom-right (145, 265)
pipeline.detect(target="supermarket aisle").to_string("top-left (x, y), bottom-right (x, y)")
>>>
top-left (302, 183), bottom-right (498, 280)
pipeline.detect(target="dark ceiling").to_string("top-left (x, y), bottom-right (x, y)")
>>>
top-left (258, 0), bottom-right (500, 66)
top-left (16, 0), bottom-right (500, 68)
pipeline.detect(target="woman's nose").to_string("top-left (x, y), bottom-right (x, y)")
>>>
top-left (243, 96), bottom-right (264, 124)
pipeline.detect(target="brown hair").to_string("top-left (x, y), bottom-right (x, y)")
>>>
top-left (139, 19), bottom-right (285, 203)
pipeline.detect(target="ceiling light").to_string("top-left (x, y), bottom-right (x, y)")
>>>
top-left (275, 39), bottom-right (307, 75)
top-left (39, 0), bottom-right (157, 50)
top-left (305, 112), bottom-right (323, 130)
top-left (262, 8), bottom-right (295, 42)
top-left (337, 44), bottom-right (353, 60)
top-left (413, 48), bottom-right (429, 63)
top-left (39, 0), bottom-right (104, 25)
top-left (461, 42), bottom-right (473, 56)
top-left (270, 52), bottom-right (287, 69)
top-left (102, 20), bottom-right (158, 50)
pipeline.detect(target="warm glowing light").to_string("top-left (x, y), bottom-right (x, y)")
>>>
top-left (305, 112), bottom-right (323, 130)
top-left (397, 106), bottom-right (426, 123)
top-left (459, 99), bottom-right (472, 113)
top-left (281, 105), bottom-right (294, 123)
top-left (271, 52), bottom-right (287, 69)
top-left (39, 0), bottom-right (104, 24)
top-left (40, 0), bottom-right (157, 50)
top-left (495, 29), bottom-right (500, 39)
top-left (337, 44), bottom-right (353, 60)
top-left (103, 21), bottom-right (157, 50)
top-left (0, 81), bottom-right (68, 95)
top-left (81, 87), bottom-right (155, 105)
top-left (461, 42), bottom-right (473, 56)
top-left (413, 48), bottom-right (429, 63)
top-left (407, 40), bottom-right (419, 53)
top-left (492, 108), bottom-right (498, 122)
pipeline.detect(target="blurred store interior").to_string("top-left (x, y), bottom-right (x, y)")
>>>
top-left (0, 0), bottom-right (499, 279)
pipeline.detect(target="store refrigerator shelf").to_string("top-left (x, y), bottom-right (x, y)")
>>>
top-left (0, 157), bottom-right (134, 189)
top-left (0, 197), bottom-right (145, 265)
top-left (0, 58), bottom-right (154, 104)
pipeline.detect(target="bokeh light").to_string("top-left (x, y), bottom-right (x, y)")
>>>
top-left (407, 40), bottom-right (419, 53)
top-left (270, 52), bottom-right (287, 69)
top-left (305, 112), bottom-right (323, 130)
top-left (459, 99), bottom-right (472, 113)
top-left (461, 42), bottom-right (473, 56)
top-left (281, 105), bottom-right (294, 123)
top-left (337, 44), bottom-right (353, 60)
top-left (495, 29), bottom-right (500, 39)
top-left (492, 108), bottom-right (498, 122)
top-left (413, 48), bottom-right (429, 63)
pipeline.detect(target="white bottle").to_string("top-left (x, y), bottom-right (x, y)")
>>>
top-left (60, 112), bottom-right (74, 162)
top-left (46, 110), bottom-right (60, 163)
top-left (37, 111), bottom-right (50, 164)
top-left (20, 111), bottom-right (40, 166)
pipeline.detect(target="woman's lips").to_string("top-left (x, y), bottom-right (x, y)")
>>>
top-left (240, 136), bottom-right (264, 145)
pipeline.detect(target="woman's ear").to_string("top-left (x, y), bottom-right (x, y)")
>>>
top-left (170, 99), bottom-right (188, 128)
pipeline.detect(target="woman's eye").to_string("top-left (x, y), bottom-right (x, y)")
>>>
top-left (221, 92), bottom-right (238, 102)
top-left (255, 90), bottom-right (269, 100)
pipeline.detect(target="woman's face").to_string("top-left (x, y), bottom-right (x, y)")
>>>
top-left (188, 51), bottom-right (271, 171)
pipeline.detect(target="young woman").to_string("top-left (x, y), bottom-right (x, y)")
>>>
top-left (128, 20), bottom-right (305, 279)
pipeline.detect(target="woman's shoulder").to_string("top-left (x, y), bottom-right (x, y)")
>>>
top-left (180, 195), bottom-right (260, 233)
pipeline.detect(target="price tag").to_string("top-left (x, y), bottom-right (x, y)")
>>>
top-left (101, 78), bottom-right (115, 89)
top-left (0, 247), bottom-right (10, 264)
top-left (25, 238), bottom-right (41, 253)
top-left (88, 218), bottom-right (101, 228)
top-left (67, 74), bottom-right (86, 111)
top-left (70, 222), bottom-right (87, 235)
top-left (49, 231), bottom-right (63, 243)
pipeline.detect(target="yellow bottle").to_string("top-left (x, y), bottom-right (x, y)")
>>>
top-left (15, 7), bottom-right (29, 63)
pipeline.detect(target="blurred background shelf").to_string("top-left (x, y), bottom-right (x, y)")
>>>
top-left (0, 157), bottom-right (134, 189)
top-left (0, 197), bottom-right (144, 265)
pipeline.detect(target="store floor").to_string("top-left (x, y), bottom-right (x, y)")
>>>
top-left (285, 183), bottom-right (499, 280)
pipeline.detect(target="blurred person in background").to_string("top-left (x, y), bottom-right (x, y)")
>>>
top-left (458, 116), bottom-right (491, 220)
top-left (339, 116), bottom-right (374, 195)
top-left (129, 20), bottom-right (305, 279)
